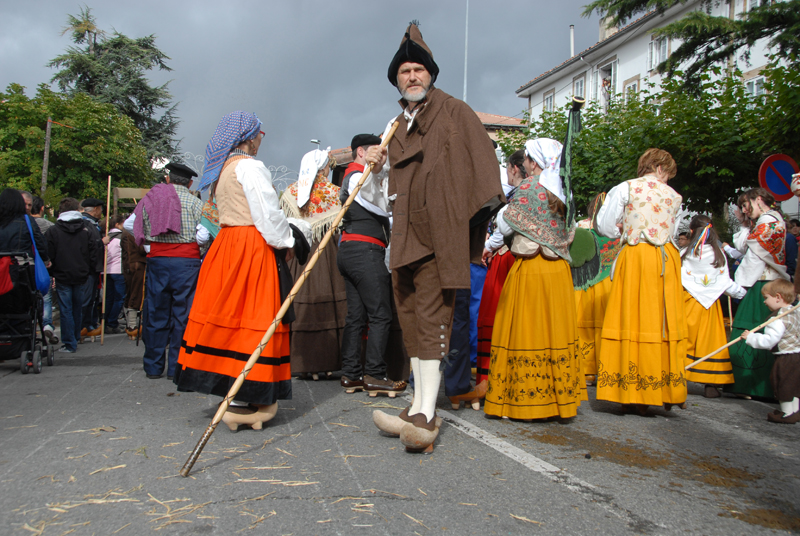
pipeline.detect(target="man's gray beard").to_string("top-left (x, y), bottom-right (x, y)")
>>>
top-left (401, 86), bottom-right (429, 102)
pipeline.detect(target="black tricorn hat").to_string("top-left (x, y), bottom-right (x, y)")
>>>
top-left (351, 134), bottom-right (382, 151)
top-left (387, 22), bottom-right (439, 87)
top-left (165, 162), bottom-right (198, 180)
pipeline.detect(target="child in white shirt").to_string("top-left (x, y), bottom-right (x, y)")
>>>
top-left (743, 279), bottom-right (800, 423)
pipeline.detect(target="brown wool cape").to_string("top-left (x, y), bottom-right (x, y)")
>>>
top-left (387, 87), bottom-right (504, 289)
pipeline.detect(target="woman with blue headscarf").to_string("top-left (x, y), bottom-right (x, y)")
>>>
top-left (174, 112), bottom-right (298, 432)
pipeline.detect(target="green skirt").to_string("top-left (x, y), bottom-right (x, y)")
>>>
top-left (727, 281), bottom-right (775, 398)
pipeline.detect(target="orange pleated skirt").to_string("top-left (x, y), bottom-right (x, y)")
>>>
top-left (175, 226), bottom-right (291, 404)
top-left (574, 277), bottom-right (613, 376)
top-left (597, 243), bottom-right (688, 406)
top-left (683, 291), bottom-right (734, 385)
top-left (484, 255), bottom-right (586, 420)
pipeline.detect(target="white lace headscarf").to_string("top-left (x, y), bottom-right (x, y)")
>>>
top-left (296, 148), bottom-right (331, 207)
top-left (525, 138), bottom-right (564, 203)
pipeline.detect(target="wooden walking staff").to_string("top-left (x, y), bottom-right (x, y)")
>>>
top-left (728, 295), bottom-right (735, 326)
top-left (100, 175), bottom-right (112, 345)
top-left (686, 301), bottom-right (800, 370)
top-left (180, 120), bottom-right (401, 477)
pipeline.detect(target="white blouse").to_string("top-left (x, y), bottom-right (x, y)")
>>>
top-left (236, 159), bottom-right (295, 250)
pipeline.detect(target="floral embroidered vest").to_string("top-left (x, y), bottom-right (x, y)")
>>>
top-left (622, 176), bottom-right (682, 246)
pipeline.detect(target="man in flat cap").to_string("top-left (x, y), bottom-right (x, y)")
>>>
top-left (365, 22), bottom-right (504, 453)
top-left (124, 162), bottom-right (208, 379)
top-left (337, 133), bottom-right (406, 396)
top-left (79, 197), bottom-right (107, 338)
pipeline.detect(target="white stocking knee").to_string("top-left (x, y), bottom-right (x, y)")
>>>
top-left (418, 359), bottom-right (442, 422)
top-left (780, 400), bottom-right (794, 415)
top-left (793, 397), bottom-right (799, 414)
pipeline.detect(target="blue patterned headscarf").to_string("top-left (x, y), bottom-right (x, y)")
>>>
top-left (199, 111), bottom-right (262, 192)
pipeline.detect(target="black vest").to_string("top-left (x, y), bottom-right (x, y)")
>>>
top-left (340, 170), bottom-right (391, 245)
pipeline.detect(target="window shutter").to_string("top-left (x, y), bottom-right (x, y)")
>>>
top-left (648, 42), bottom-right (654, 71)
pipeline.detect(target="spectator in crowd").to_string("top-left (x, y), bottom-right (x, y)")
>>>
top-left (104, 215), bottom-right (127, 334)
top-left (45, 198), bottom-right (97, 353)
top-left (19, 191), bottom-right (33, 216)
top-left (79, 199), bottom-right (107, 339)
top-left (30, 195), bottom-right (58, 344)
top-left (787, 219), bottom-right (800, 239)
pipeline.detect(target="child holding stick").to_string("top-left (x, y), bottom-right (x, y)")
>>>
top-left (742, 279), bottom-right (800, 423)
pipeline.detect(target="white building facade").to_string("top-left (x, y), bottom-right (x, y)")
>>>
top-left (517, 0), bottom-right (772, 119)
top-left (515, 0), bottom-right (792, 215)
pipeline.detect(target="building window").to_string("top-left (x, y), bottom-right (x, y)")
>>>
top-left (543, 89), bottom-right (555, 112)
top-left (745, 76), bottom-right (765, 97)
top-left (648, 37), bottom-right (668, 71)
top-left (573, 76), bottom-right (585, 99)
top-left (591, 70), bottom-right (598, 101)
top-left (623, 79), bottom-right (639, 103)
top-left (745, 75), bottom-right (766, 108)
top-left (598, 61), bottom-right (617, 105)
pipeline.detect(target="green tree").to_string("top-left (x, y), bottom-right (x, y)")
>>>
top-left (582, 0), bottom-right (800, 88)
top-left (0, 83), bottom-right (152, 201)
top-left (759, 59), bottom-right (800, 163)
top-left (48, 6), bottom-right (179, 162)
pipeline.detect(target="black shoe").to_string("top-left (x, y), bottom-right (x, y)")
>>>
top-left (341, 375), bottom-right (364, 393)
top-left (146, 374), bottom-right (162, 379)
top-left (167, 375), bottom-right (173, 380)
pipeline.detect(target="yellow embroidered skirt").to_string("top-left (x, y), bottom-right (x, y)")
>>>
top-left (484, 255), bottom-right (585, 419)
top-left (597, 243), bottom-right (687, 406)
top-left (575, 277), bottom-right (613, 376)
top-left (683, 291), bottom-right (734, 385)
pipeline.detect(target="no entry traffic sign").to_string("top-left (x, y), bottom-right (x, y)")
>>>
top-left (759, 154), bottom-right (799, 201)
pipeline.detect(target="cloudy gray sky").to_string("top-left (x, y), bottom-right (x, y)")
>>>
top-left (1, 1), bottom-right (600, 179)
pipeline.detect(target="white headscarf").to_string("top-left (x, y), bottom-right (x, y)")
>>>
top-left (296, 147), bottom-right (331, 208)
top-left (525, 138), bottom-right (564, 203)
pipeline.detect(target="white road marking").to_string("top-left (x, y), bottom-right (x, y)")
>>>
top-left (438, 407), bottom-right (664, 530)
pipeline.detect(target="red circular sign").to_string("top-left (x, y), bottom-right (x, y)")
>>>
top-left (759, 154), bottom-right (799, 202)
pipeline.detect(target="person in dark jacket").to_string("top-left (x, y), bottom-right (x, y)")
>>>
top-left (79, 198), bottom-right (106, 337)
top-left (0, 189), bottom-right (50, 315)
top-left (46, 197), bottom-right (98, 353)
top-left (0, 189), bottom-right (49, 262)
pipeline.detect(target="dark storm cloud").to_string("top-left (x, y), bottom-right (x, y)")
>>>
top-left (0, 1), bottom-right (599, 178)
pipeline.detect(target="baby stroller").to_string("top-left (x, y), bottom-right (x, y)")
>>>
top-left (0, 251), bottom-right (54, 373)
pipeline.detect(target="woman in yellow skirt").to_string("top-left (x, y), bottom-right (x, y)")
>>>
top-left (595, 149), bottom-right (688, 415)
top-left (484, 138), bottom-right (585, 420)
top-left (572, 193), bottom-right (623, 385)
top-left (680, 215), bottom-right (746, 397)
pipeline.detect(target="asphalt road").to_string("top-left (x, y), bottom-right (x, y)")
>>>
top-left (2, 334), bottom-right (799, 535)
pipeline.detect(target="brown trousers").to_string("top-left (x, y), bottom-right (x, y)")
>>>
top-left (392, 255), bottom-right (456, 360)
top-left (125, 261), bottom-right (146, 310)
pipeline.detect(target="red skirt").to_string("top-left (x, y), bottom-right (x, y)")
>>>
top-left (476, 249), bottom-right (515, 383)
top-left (175, 226), bottom-right (291, 404)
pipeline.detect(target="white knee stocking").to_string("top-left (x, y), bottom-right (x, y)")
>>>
top-left (780, 400), bottom-right (794, 415)
top-left (793, 397), bottom-right (799, 414)
top-left (418, 359), bottom-right (442, 422)
top-left (409, 357), bottom-right (421, 415)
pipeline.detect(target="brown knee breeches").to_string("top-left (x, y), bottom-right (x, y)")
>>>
top-left (392, 255), bottom-right (456, 360)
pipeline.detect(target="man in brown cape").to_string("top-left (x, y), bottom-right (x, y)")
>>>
top-left (366, 22), bottom-right (504, 453)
